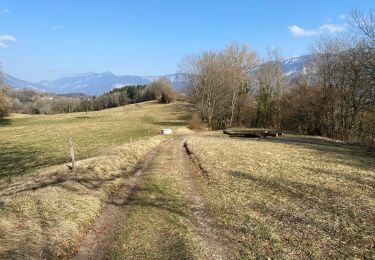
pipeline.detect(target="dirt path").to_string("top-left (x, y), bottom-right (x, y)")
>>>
top-left (72, 136), bottom-right (225, 259)
top-left (72, 139), bottom-right (171, 259)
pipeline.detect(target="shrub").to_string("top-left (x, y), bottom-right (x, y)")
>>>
top-left (147, 78), bottom-right (175, 104)
top-left (188, 112), bottom-right (204, 131)
top-left (0, 86), bottom-right (11, 120)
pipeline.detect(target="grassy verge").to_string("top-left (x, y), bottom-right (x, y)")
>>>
top-left (186, 133), bottom-right (375, 258)
top-left (0, 135), bottom-right (167, 258)
top-left (0, 101), bottom-right (192, 179)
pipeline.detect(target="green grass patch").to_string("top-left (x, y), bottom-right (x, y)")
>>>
top-left (0, 101), bottom-right (192, 179)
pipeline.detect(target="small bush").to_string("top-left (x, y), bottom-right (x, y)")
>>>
top-left (147, 78), bottom-right (175, 104)
top-left (0, 86), bottom-right (11, 120)
top-left (188, 112), bottom-right (204, 131)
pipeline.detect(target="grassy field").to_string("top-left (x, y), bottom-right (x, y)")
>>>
top-left (2, 102), bottom-right (375, 258)
top-left (0, 135), bottom-right (169, 258)
top-left (0, 101), bottom-right (192, 179)
top-left (0, 101), bottom-right (193, 258)
top-left (186, 133), bottom-right (375, 258)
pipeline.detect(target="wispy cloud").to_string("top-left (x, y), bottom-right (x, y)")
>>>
top-left (50, 25), bottom-right (64, 31)
top-left (288, 23), bottom-right (346, 37)
top-left (288, 25), bottom-right (319, 37)
top-left (319, 23), bottom-right (346, 33)
top-left (339, 14), bottom-right (347, 20)
top-left (0, 8), bottom-right (10, 14)
top-left (0, 35), bottom-right (16, 48)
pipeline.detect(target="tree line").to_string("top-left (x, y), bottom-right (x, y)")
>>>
top-left (181, 9), bottom-right (374, 146)
top-left (0, 77), bottom-right (176, 118)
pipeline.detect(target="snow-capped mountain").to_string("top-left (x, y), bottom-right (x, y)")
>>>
top-left (38, 71), bottom-right (149, 95)
top-left (281, 55), bottom-right (313, 77)
top-left (5, 74), bottom-right (45, 91)
top-left (251, 54), bottom-right (313, 77)
top-left (4, 55), bottom-right (313, 95)
top-left (5, 72), bottom-right (188, 95)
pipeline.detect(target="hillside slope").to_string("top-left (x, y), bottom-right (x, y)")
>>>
top-left (0, 101), bottom-right (192, 179)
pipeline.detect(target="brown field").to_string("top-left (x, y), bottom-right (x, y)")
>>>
top-left (0, 101), bottom-right (192, 258)
top-left (186, 132), bottom-right (375, 258)
top-left (0, 135), bottom-right (168, 258)
top-left (1, 103), bottom-right (374, 258)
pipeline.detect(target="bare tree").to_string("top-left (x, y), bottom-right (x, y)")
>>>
top-left (182, 51), bottom-right (225, 126)
top-left (277, 7), bottom-right (374, 147)
top-left (299, 18), bottom-right (374, 143)
top-left (255, 48), bottom-right (284, 128)
top-left (350, 8), bottom-right (375, 145)
top-left (0, 65), bottom-right (11, 120)
top-left (350, 8), bottom-right (375, 44)
top-left (181, 42), bottom-right (258, 129)
top-left (311, 36), bottom-right (346, 137)
top-left (222, 43), bottom-right (258, 126)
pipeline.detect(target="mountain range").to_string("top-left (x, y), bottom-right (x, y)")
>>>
top-left (5, 72), bottom-right (188, 96)
top-left (5, 55), bottom-right (312, 96)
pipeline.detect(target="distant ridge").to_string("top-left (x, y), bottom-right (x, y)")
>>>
top-left (5, 72), bottom-right (188, 95)
top-left (251, 54), bottom-right (313, 77)
top-left (5, 55), bottom-right (313, 95)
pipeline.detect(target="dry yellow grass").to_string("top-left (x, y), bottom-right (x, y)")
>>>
top-left (186, 133), bottom-right (375, 258)
top-left (0, 135), bottom-right (168, 258)
top-left (0, 101), bottom-right (193, 258)
top-left (110, 136), bottom-right (205, 259)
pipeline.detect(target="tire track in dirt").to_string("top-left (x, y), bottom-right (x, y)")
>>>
top-left (72, 138), bottom-right (173, 260)
top-left (72, 136), bottom-right (225, 259)
top-left (178, 137), bottom-right (226, 260)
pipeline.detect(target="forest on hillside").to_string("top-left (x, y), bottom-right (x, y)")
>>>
top-left (0, 77), bottom-right (175, 116)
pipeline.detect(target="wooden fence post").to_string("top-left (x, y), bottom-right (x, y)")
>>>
top-left (69, 138), bottom-right (75, 171)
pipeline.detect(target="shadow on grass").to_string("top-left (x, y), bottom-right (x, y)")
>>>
top-left (229, 170), bottom-right (374, 224)
top-left (108, 178), bottom-right (195, 258)
top-left (151, 121), bottom-right (187, 127)
top-left (0, 147), bottom-right (57, 179)
top-left (229, 171), bottom-right (343, 211)
top-left (75, 116), bottom-right (93, 119)
top-left (168, 102), bottom-right (194, 115)
top-left (255, 136), bottom-right (375, 171)
top-left (303, 166), bottom-right (375, 192)
top-left (110, 181), bottom-right (188, 219)
top-left (178, 114), bottom-right (192, 121)
top-left (72, 175), bottom-right (120, 190)
top-left (228, 170), bottom-right (374, 256)
top-left (0, 119), bottom-right (12, 126)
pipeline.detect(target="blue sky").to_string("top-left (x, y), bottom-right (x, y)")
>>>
top-left (0, 0), bottom-right (373, 81)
